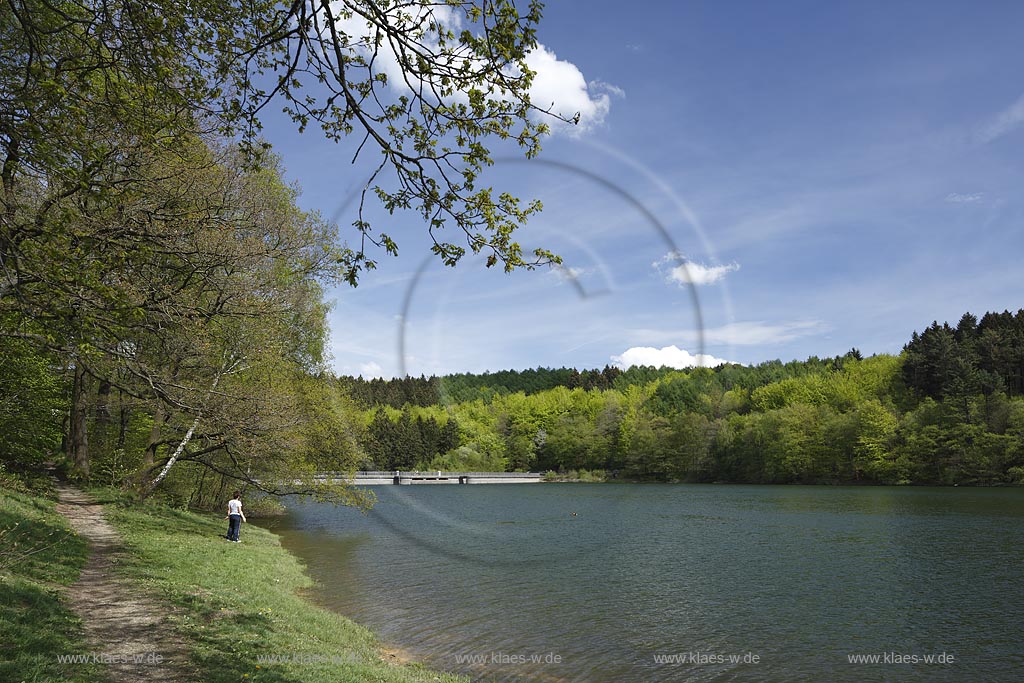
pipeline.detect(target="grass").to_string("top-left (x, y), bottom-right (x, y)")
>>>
top-left (0, 487), bottom-right (101, 683)
top-left (102, 497), bottom-right (468, 683)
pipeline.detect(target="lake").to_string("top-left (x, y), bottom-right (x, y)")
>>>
top-left (264, 484), bottom-right (1024, 682)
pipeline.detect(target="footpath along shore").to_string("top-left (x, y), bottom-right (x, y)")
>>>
top-left (46, 485), bottom-right (466, 683)
top-left (54, 484), bottom-right (195, 682)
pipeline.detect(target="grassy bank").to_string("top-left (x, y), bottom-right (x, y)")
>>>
top-left (0, 487), bottom-right (101, 683)
top-left (95, 491), bottom-right (467, 683)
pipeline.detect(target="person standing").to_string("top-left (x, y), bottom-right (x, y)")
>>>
top-left (225, 491), bottom-right (246, 542)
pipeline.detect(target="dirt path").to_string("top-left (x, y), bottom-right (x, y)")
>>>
top-left (55, 484), bottom-right (196, 682)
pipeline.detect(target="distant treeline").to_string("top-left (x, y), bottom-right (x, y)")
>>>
top-left (337, 366), bottom-right (627, 406)
top-left (903, 310), bottom-right (1024, 399)
top-left (8, 308), bottom-right (1021, 498)
top-left (337, 359), bottom-right (862, 407)
top-left (341, 310), bottom-right (1024, 486)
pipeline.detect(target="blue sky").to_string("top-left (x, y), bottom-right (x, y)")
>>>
top-left (260, 1), bottom-right (1024, 378)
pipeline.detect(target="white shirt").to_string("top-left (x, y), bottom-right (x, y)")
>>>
top-left (228, 499), bottom-right (243, 515)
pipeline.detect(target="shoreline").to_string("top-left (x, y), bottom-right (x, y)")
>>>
top-left (255, 514), bottom-right (456, 680)
top-left (91, 489), bottom-right (469, 683)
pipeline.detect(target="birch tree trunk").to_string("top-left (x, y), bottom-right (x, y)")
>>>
top-left (141, 368), bottom-right (224, 499)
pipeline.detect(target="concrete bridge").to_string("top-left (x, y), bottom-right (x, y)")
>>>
top-left (317, 471), bottom-right (544, 485)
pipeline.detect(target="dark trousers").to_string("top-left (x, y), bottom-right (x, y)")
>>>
top-left (227, 514), bottom-right (242, 541)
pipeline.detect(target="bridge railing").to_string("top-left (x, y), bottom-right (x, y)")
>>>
top-left (317, 471), bottom-right (542, 478)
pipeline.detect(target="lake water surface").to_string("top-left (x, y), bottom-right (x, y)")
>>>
top-left (265, 484), bottom-right (1024, 682)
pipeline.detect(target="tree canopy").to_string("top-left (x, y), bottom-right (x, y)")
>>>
top-left (1, 0), bottom-right (569, 502)
top-left (2, 0), bottom-right (564, 287)
top-left (336, 314), bottom-right (1024, 487)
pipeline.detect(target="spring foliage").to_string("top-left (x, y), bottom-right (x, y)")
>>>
top-left (1, 0), bottom-right (566, 502)
top-left (338, 311), bottom-right (1024, 486)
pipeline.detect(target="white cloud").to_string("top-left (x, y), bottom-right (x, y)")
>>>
top-left (976, 93), bottom-right (1024, 144)
top-left (358, 361), bottom-right (385, 378)
top-left (701, 320), bottom-right (828, 345)
top-left (611, 345), bottom-right (735, 369)
top-left (591, 80), bottom-right (626, 99)
top-left (944, 192), bottom-right (984, 204)
top-left (525, 46), bottom-right (618, 134)
top-left (654, 253), bottom-right (740, 286)
top-left (328, 5), bottom-right (615, 136)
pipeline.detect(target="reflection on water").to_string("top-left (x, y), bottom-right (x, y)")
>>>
top-left (262, 484), bottom-right (1024, 682)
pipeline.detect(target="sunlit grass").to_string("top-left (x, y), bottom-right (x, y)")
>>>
top-left (105, 499), bottom-right (467, 683)
top-left (0, 488), bottom-right (101, 683)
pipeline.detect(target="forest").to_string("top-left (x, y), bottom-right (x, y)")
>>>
top-left (337, 310), bottom-right (1024, 486)
top-left (0, 0), bottom-right (563, 507)
top-left (1, 1), bottom-right (1021, 505)
top-left (4, 308), bottom-right (1023, 502)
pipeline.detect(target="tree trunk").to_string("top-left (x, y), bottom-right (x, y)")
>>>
top-left (141, 367), bottom-right (224, 499)
top-left (96, 379), bottom-right (112, 424)
top-left (214, 474), bottom-right (229, 510)
top-left (67, 365), bottom-right (90, 479)
top-left (117, 395), bottom-right (130, 449)
top-left (143, 401), bottom-right (165, 469)
top-left (140, 414), bottom-right (201, 499)
top-left (189, 466), bottom-right (208, 508)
